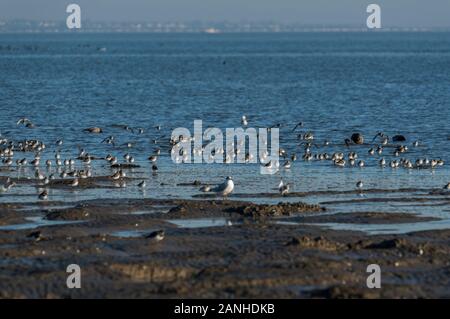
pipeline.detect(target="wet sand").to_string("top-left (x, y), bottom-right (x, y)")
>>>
top-left (0, 198), bottom-right (449, 299)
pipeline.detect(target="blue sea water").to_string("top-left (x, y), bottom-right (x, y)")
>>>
top-left (0, 32), bottom-right (449, 233)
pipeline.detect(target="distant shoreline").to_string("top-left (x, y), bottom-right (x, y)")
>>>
top-left (1, 20), bottom-right (450, 34)
top-left (2, 29), bottom-right (450, 34)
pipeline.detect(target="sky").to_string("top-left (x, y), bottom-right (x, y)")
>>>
top-left (1, 0), bottom-right (450, 27)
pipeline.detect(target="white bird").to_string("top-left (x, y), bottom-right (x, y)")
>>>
top-left (283, 160), bottom-right (292, 169)
top-left (70, 178), bottom-right (79, 187)
top-left (31, 158), bottom-right (40, 167)
top-left (356, 181), bottom-right (363, 191)
top-left (278, 179), bottom-right (284, 190)
top-left (35, 170), bottom-right (45, 180)
top-left (212, 177), bottom-right (234, 198)
top-left (0, 178), bottom-right (15, 193)
top-left (109, 157), bottom-right (118, 165)
top-left (334, 159), bottom-right (346, 167)
top-left (279, 184), bottom-right (290, 196)
top-left (111, 171), bottom-right (121, 180)
top-left (200, 185), bottom-right (211, 192)
top-left (241, 115), bottom-right (248, 126)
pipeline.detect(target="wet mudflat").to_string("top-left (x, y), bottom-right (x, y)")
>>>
top-left (0, 198), bottom-right (449, 299)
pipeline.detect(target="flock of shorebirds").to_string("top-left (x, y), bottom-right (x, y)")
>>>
top-left (0, 116), bottom-right (449, 201)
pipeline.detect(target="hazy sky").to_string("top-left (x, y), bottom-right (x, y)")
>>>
top-left (1, 0), bottom-right (450, 27)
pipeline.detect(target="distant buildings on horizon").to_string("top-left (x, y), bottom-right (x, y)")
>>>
top-left (0, 20), bottom-right (446, 33)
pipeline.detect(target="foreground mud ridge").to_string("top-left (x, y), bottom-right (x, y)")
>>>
top-left (0, 198), bottom-right (449, 298)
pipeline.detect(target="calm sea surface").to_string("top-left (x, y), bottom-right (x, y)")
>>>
top-left (0, 32), bottom-right (449, 233)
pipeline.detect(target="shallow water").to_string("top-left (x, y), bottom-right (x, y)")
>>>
top-left (110, 229), bottom-right (149, 238)
top-left (168, 218), bottom-right (234, 228)
top-left (120, 205), bottom-right (174, 215)
top-left (0, 216), bottom-right (82, 231)
top-left (17, 204), bottom-right (76, 212)
top-left (1, 32), bottom-right (450, 234)
top-left (110, 217), bottom-right (235, 237)
top-left (309, 219), bottom-right (450, 235)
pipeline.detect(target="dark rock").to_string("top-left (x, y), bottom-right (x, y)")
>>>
top-left (169, 205), bottom-right (187, 214)
top-left (351, 133), bottom-right (364, 145)
top-left (392, 135), bottom-right (406, 142)
top-left (365, 238), bottom-right (406, 249)
top-left (237, 202), bottom-right (322, 217)
top-left (286, 235), bottom-right (345, 251)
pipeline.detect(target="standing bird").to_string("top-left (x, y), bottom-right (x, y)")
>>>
top-left (241, 115), bottom-right (248, 126)
top-left (283, 160), bottom-right (292, 169)
top-left (212, 176), bottom-right (234, 198)
top-left (0, 178), bottom-right (15, 193)
top-left (444, 183), bottom-right (450, 190)
top-left (111, 171), bottom-right (121, 180)
top-left (356, 181), bottom-right (363, 192)
top-left (70, 178), bottom-right (79, 187)
top-left (292, 121), bottom-right (304, 132)
top-left (279, 183), bottom-right (290, 196)
top-left (199, 185), bottom-right (211, 192)
top-left (145, 230), bottom-right (165, 242)
top-left (278, 178), bottom-right (284, 190)
top-left (138, 180), bottom-right (146, 188)
top-left (39, 190), bottom-right (48, 200)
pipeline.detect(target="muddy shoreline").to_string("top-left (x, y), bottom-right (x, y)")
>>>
top-left (0, 198), bottom-right (449, 298)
